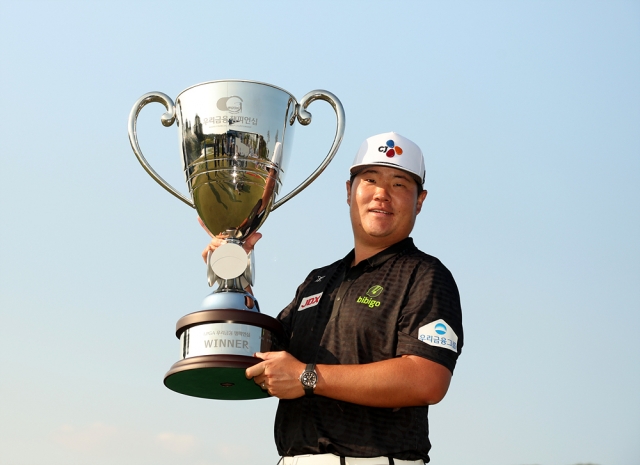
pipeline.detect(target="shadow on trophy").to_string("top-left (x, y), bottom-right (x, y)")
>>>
top-left (128, 80), bottom-right (345, 400)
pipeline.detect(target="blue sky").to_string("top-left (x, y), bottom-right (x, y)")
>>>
top-left (0, 1), bottom-right (638, 464)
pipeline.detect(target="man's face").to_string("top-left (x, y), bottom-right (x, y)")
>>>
top-left (347, 166), bottom-right (427, 250)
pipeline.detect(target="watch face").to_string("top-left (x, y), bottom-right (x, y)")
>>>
top-left (301, 370), bottom-right (317, 387)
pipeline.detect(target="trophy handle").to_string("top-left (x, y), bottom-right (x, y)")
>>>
top-left (270, 90), bottom-right (345, 211)
top-left (128, 92), bottom-right (195, 208)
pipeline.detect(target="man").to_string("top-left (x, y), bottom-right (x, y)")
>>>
top-left (202, 132), bottom-right (463, 465)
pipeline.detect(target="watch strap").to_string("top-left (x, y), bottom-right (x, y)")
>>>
top-left (302, 363), bottom-right (317, 397)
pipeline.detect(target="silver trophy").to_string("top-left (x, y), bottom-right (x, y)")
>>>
top-left (128, 80), bottom-right (345, 400)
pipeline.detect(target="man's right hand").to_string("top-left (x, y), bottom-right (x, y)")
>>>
top-left (198, 217), bottom-right (262, 263)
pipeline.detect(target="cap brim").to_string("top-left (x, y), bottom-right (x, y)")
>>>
top-left (350, 162), bottom-right (424, 185)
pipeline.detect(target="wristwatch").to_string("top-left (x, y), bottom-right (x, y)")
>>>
top-left (299, 363), bottom-right (318, 397)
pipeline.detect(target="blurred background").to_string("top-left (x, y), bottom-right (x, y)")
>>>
top-left (0, 1), bottom-right (638, 464)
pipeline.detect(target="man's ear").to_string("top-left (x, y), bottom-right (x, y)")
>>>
top-left (346, 180), bottom-right (352, 206)
top-left (416, 189), bottom-right (428, 214)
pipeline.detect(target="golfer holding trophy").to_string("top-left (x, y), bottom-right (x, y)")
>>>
top-left (128, 80), bottom-right (345, 400)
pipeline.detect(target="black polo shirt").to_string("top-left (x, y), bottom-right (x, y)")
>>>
top-left (274, 238), bottom-right (463, 462)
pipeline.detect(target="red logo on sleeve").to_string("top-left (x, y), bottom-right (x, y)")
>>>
top-left (298, 292), bottom-right (323, 311)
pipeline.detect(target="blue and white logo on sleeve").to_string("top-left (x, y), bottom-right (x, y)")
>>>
top-left (418, 319), bottom-right (459, 353)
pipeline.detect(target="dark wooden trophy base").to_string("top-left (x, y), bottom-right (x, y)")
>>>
top-left (164, 309), bottom-right (285, 400)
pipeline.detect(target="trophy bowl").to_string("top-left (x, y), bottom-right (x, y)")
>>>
top-left (128, 80), bottom-right (344, 400)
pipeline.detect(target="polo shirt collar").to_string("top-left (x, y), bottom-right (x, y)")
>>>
top-left (343, 237), bottom-right (417, 271)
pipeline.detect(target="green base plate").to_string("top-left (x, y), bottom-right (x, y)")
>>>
top-left (164, 356), bottom-right (269, 400)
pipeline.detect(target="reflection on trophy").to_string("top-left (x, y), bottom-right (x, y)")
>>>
top-left (128, 80), bottom-right (345, 400)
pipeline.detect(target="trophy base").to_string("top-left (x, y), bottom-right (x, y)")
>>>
top-left (164, 306), bottom-right (285, 400)
top-left (164, 355), bottom-right (269, 400)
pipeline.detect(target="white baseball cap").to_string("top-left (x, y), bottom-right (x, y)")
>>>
top-left (350, 132), bottom-right (426, 185)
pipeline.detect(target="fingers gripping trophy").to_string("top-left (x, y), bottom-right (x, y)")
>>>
top-left (128, 80), bottom-right (345, 400)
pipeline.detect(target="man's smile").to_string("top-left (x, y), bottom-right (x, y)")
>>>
top-left (369, 208), bottom-right (392, 215)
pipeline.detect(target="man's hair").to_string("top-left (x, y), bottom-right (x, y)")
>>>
top-left (349, 172), bottom-right (424, 195)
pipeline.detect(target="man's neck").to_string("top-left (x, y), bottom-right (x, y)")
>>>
top-left (352, 241), bottom-right (398, 267)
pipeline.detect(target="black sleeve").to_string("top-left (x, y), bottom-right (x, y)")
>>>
top-left (276, 270), bottom-right (318, 340)
top-left (395, 260), bottom-right (464, 373)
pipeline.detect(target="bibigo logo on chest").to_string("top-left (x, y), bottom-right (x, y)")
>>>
top-left (356, 285), bottom-right (384, 308)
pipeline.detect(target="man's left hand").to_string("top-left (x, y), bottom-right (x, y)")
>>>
top-left (245, 351), bottom-right (306, 399)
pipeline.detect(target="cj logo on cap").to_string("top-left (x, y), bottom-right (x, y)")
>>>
top-left (378, 139), bottom-right (404, 158)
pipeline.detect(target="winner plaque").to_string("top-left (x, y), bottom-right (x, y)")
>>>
top-left (128, 80), bottom-right (344, 400)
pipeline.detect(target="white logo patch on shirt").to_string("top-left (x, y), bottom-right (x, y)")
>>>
top-left (298, 292), bottom-right (323, 311)
top-left (418, 319), bottom-right (459, 353)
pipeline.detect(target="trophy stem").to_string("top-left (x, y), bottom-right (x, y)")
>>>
top-left (217, 276), bottom-right (247, 293)
top-left (206, 237), bottom-right (255, 289)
